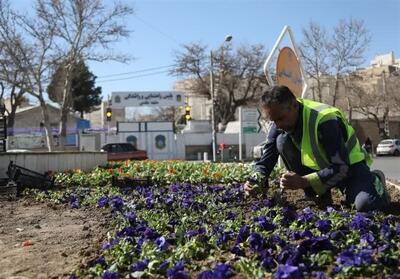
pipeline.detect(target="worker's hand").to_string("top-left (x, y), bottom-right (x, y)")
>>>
top-left (244, 181), bottom-right (264, 197)
top-left (244, 181), bottom-right (254, 196)
top-left (280, 172), bottom-right (308, 190)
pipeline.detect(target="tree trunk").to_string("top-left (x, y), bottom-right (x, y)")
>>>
top-left (59, 64), bottom-right (73, 149)
top-left (317, 79), bottom-right (323, 102)
top-left (332, 76), bottom-right (339, 107)
top-left (38, 98), bottom-right (54, 151)
top-left (59, 105), bottom-right (69, 148)
top-left (7, 107), bottom-right (16, 136)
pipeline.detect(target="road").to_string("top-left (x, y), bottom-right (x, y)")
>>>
top-left (371, 156), bottom-right (400, 181)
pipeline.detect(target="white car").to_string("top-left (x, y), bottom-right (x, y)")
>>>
top-left (253, 141), bottom-right (267, 160)
top-left (376, 139), bottom-right (400, 156)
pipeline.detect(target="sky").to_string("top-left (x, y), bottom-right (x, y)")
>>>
top-left (11, 0), bottom-right (400, 102)
top-left (86, 0), bottom-right (400, 100)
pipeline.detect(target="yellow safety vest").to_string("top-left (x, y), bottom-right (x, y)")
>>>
top-left (299, 99), bottom-right (371, 170)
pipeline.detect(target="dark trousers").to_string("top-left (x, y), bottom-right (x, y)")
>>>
top-left (276, 133), bottom-right (388, 211)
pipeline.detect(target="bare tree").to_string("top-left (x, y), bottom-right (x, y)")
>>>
top-left (35, 0), bottom-right (133, 148)
top-left (300, 19), bottom-right (371, 106)
top-left (171, 43), bottom-right (269, 127)
top-left (328, 18), bottom-right (371, 106)
top-left (300, 21), bottom-right (329, 102)
top-left (348, 70), bottom-right (400, 139)
top-left (153, 106), bottom-right (182, 122)
top-left (0, 0), bottom-right (56, 150)
top-left (0, 43), bottom-right (27, 135)
top-left (0, 81), bottom-right (26, 136)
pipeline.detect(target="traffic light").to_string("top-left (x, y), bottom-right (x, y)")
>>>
top-left (185, 105), bottom-right (191, 121)
top-left (106, 107), bottom-right (112, 122)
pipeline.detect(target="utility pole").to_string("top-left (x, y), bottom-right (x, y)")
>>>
top-left (210, 50), bottom-right (217, 162)
top-left (210, 35), bottom-right (232, 162)
top-left (382, 71), bottom-right (390, 137)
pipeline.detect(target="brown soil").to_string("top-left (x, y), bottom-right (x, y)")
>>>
top-left (281, 180), bottom-right (400, 214)
top-left (0, 199), bottom-right (112, 279)
top-left (1, 181), bottom-right (399, 279)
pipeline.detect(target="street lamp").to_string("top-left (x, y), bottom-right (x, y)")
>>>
top-left (210, 35), bottom-right (232, 162)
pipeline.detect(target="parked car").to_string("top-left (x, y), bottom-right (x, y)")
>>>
top-left (101, 143), bottom-right (147, 161)
top-left (376, 139), bottom-right (400, 156)
top-left (253, 141), bottom-right (267, 160)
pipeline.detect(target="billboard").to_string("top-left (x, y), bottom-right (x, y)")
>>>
top-left (111, 91), bottom-right (185, 107)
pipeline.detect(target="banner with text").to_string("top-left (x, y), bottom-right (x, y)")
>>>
top-left (111, 91), bottom-right (186, 107)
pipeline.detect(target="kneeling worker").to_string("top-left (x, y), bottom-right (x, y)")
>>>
top-left (245, 85), bottom-right (390, 212)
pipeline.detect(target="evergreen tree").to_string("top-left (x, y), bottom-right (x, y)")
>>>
top-left (48, 60), bottom-right (102, 118)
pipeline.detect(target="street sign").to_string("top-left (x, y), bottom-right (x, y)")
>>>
top-left (276, 47), bottom-right (303, 97)
top-left (241, 108), bottom-right (261, 133)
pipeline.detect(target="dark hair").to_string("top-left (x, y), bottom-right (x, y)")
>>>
top-left (261, 85), bottom-right (296, 108)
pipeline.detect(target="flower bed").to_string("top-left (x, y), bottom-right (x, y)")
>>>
top-left (28, 161), bottom-right (400, 278)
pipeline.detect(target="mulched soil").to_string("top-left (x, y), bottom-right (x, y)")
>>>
top-left (280, 179), bottom-right (400, 214)
top-left (0, 179), bottom-right (399, 278)
top-left (0, 198), bottom-right (113, 279)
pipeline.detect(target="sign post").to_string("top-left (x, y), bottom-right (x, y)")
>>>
top-left (239, 107), bottom-right (261, 161)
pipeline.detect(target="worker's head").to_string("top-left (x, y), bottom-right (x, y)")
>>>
top-left (261, 85), bottom-right (299, 132)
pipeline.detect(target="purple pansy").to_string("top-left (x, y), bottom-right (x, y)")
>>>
top-left (231, 246), bottom-right (245, 257)
top-left (350, 214), bottom-right (372, 232)
top-left (380, 223), bottom-right (392, 239)
top-left (124, 212), bottom-right (137, 224)
top-left (282, 206), bottom-right (298, 221)
top-left (117, 226), bottom-right (136, 237)
top-left (102, 239), bottom-right (119, 250)
top-left (154, 236), bottom-right (169, 251)
top-left (300, 229), bottom-right (313, 239)
top-left (159, 261), bottom-right (170, 273)
top-left (226, 211), bottom-right (237, 220)
top-left (131, 259), bottom-right (149, 272)
top-left (143, 227), bottom-right (158, 240)
top-left (236, 225), bottom-right (250, 244)
top-left (145, 197), bottom-right (155, 209)
top-left (102, 271), bottom-right (119, 279)
top-left (167, 261), bottom-right (189, 279)
top-left (248, 232), bottom-right (264, 252)
top-left (329, 230), bottom-right (345, 241)
top-left (111, 196), bottom-right (124, 211)
top-left (336, 248), bottom-right (373, 267)
top-left (260, 250), bottom-right (276, 269)
top-left (255, 216), bottom-right (275, 231)
top-left (197, 264), bottom-right (234, 279)
top-left (360, 232), bottom-right (375, 246)
top-left (94, 256), bottom-right (106, 266)
top-left (213, 263), bottom-right (234, 278)
top-left (297, 207), bottom-right (314, 223)
top-left (70, 195), bottom-right (80, 209)
top-left (185, 227), bottom-right (206, 239)
top-left (97, 196), bottom-right (109, 208)
top-left (274, 264), bottom-right (301, 279)
top-left (315, 219), bottom-right (332, 234)
top-left (216, 231), bottom-right (233, 246)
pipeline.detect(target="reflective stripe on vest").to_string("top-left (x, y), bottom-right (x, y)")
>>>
top-left (301, 99), bottom-right (367, 170)
top-left (308, 109), bottom-right (330, 169)
top-left (346, 133), bottom-right (357, 153)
